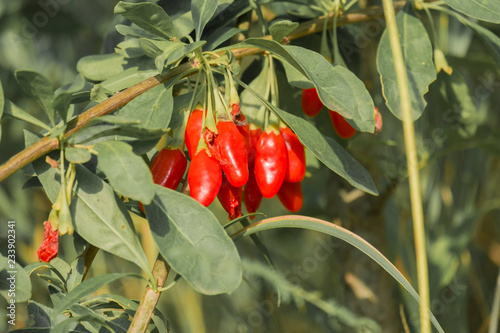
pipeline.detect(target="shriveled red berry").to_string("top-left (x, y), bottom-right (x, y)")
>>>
top-left (280, 126), bottom-right (306, 183)
top-left (217, 174), bottom-right (242, 220)
top-left (277, 180), bottom-right (303, 213)
top-left (214, 120), bottom-right (249, 187)
top-left (328, 110), bottom-right (357, 139)
top-left (254, 128), bottom-right (288, 198)
top-left (188, 149), bottom-right (222, 206)
top-left (37, 220), bottom-right (59, 263)
top-left (185, 108), bottom-right (204, 159)
top-left (244, 167), bottom-right (262, 220)
top-left (301, 88), bottom-right (323, 117)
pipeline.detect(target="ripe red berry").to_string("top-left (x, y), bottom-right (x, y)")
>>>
top-left (217, 174), bottom-right (242, 220)
top-left (214, 120), bottom-right (249, 187)
top-left (150, 148), bottom-right (187, 190)
top-left (188, 148), bottom-right (222, 206)
top-left (244, 167), bottom-right (263, 219)
top-left (301, 88), bottom-right (323, 117)
top-left (254, 128), bottom-right (288, 198)
top-left (185, 108), bottom-right (204, 159)
top-left (277, 180), bottom-right (303, 213)
top-left (328, 110), bottom-right (357, 139)
top-left (37, 220), bottom-right (58, 263)
top-left (247, 126), bottom-right (263, 167)
top-left (280, 126), bottom-right (306, 183)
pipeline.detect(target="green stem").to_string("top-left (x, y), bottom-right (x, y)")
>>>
top-left (489, 268), bottom-right (500, 333)
top-left (380, 1), bottom-right (430, 333)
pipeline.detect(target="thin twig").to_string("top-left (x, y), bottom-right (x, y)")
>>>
top-left (0, 2), bottom-right (409, 183)
top-left (488, 268), bottom-right (500, 333)
top-left (380, 0), bottom-right (430, 332)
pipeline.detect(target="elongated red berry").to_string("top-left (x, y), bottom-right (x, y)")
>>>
top-left (150, 148), bottom-right (187, 189)
top-left (254, 127), bottom-right (288, 198)
top-left (328, 110), bottom-right (357, 139)
top-left (247, 126), bottom-right (262, 167)
top-left (244, 167), bottom-right (262, 219)
top-left (301, 88), bottom-right (323, 117)
top-left (214, 120), bottom-right (249, 187)
top-left (280, 126), bottom-right (306, 183)
top-left (277, 180), bottom-right (303, 213)
top-left (37, 220), bottom-right (58, 263)
top-left (188, 149), bottom-right (222, 206)
top-left (218, 174), bottom-right (242, 220)
top-left (185, 108), bottom-right (204, 158)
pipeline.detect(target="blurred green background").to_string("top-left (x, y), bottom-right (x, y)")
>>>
top-left (1, 0), bottom-right (500, 332)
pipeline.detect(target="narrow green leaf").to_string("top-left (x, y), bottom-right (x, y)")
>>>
top-left (205, 27), bottom-right (245, 51)
top-left (114, 2), bottom-right (178, 40)
top-left (444, 0), bottom-right (500, 24)
top-left (52, 75), bottom-right (86, 121)
top-left (116, 38), bottom-right (146, 58)
top-left (70, 164), bottom-right (152, 278)
top-left (377, 5), bottom-right (436, 120)
top-left (192, 0), bottom-right (219, 41)
top-left (66, 257), bottom-right (85, 291)
top-left (236, 78), bottom-right (378, 195)
top-left (100, 67), bottom-right (158, 94)
top-left (65, 147), bottom-right (91, 164)
top-left (95, 141), bottom-right (155, 204)
top-left (51, 273), bottom-right (132, 319)
top-left (282, 60), bottom-right (314, 89)
top-left (138, 38), bottom-right (179, 58)
top-left (4, 100), bottom-right (52, 131)
top-left (232, 215), bottom-right (444, 333)
top-left (269, 20), bottom-right (299, 42)
top-left (228, 39), bottom-right (375, 131)
top-left (118, 82), bottom-right (174, 130)
top-left (0, 253), bottom-right (31, 302)
top-left (76, 53), bottom-right (126, 82)
top-left (155, 41), bottom-right (206, 72)
top-left (15, 70), bottom-right (55, 124)
top-left (145, 185), bottom-right (242, 295)
top-left (115, 24), bottom-right (161, 40)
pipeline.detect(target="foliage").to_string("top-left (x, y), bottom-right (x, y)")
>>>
top-left (1, 0), bottom-right (500, 332)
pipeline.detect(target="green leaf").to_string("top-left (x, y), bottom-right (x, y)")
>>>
top-left (154, 41), bottom-right (206, 72)
top-left (115, 24), bottom-right (161, 39)
top-left (0, 253), bottom-right (32, 302)
top-left (444, 0), bottom-right (500, 24)
top-left (282, 60), bottom-right (314, 89)
top-left (77, 54), bottom-right (127, 82)
top-left (236, 77), bottom-right (378, 195)
top-left (232, 215), bottom-right (445, 333)
top-left (145, 185), bottom-right (242, 295)
top-left (115, 39), bottom-right (146, 59)
top-left (100, 66), bottom-right (158, 94)
top-left (15, 70), bottom-right (55, 124)
top-left (117, 82), bottom-right (173, 130)
top-left (66, 257), bottom-right (85, 291)
top-left (52, 75), bottom-right (86, 122)
top-left (229, 39), bottom-right (375, 131)
top-left (239, 61), bottom-right (269, 124)
top-left (95, 141), bottom-right (155, 204)
top-left (65, 147), bottom-right (92, 164)
top-left (70, 164), bottom-right (152, 279)
top-left (139, 38), bottom-right (177, 58)
top-left (377, 5), bottom-right (436, 120)
top-left (51, 273), bottom-right (132, 319)
top-left (4, 100), bottom-right (52, 131)
top-left (205, 27), bottom-right (245, 51)
top-left (192, 0), bottom-right (218, 41)
top-left (269, 20), bottom-right (299, 42)
top-left (114, 2), bottom-right (178, 40)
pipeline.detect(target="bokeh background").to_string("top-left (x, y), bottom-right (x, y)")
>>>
top-left (1, 0), bottom-right (500, 332)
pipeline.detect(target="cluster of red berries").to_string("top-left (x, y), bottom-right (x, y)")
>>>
top-left (146, 102), bottom-right (305, 220)
top-left (301, 88), bottom-right (383, 138)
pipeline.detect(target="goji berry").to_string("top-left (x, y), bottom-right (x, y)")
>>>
top-left (150, 148), bottom-right (187, 190)
top-left (328, 110), bottom-right (357, 139)
top-left (254, 127), bottom-right (288, 198)
top-left (301, 88), bottom-right (323, 117)
top-left (280, 126), bottom-right (306, 183)
top-left (188, 148), bottom-right (222, 206)
top-left (247, 125), bottom-right (262, 167)
top-left (185, 108), bottom-right (204, 159)
top-left (374, 107), bottom-right (383, 135)
top-left (37, 220), bottom-right (58, 263)
top-left (214, 119), bottom-right (249, 187)
top-left (244, 167), bottom-right (262, 219)
top-left (277, 180), bottom-right (303, 212)
top-left (217, 174), bottom-right (242, 220)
